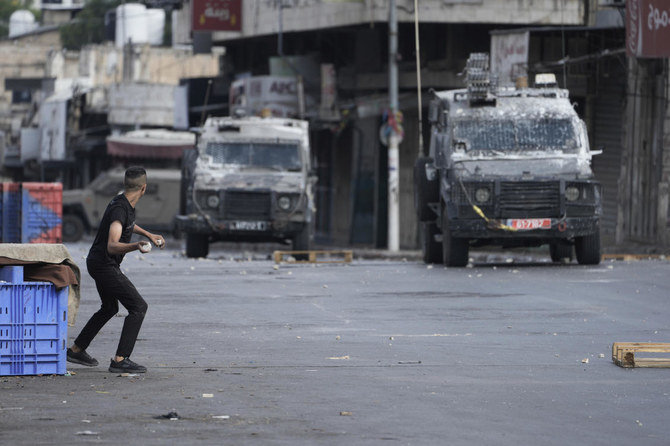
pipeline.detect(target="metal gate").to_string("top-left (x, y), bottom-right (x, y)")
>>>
top-left (591, 62), bottom-right (625, 242)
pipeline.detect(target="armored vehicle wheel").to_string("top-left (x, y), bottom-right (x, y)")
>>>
top-left (441, 208), bottom-right (469, 267)
top-left (180, 148), bottom-right (197, 215)
top-left (421, 222), bottom-right (443, 264)
top-left (292, 225), bottom-right (312, 260)
top-left (550, 242), bottom-right (573, 263)
top-left (414, 157), bottom-right (439, 222)
top-left (62, 214), bottom-right (85, 242)
top-left (186, 233), bottom-right (209, 258)
top-left (575, 231), bottom-right (601, 265)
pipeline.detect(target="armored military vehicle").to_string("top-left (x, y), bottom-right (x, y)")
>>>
top-left (175, 115), bottom-right (316, 258)
top-left (414, 53), bottom-right (602, 266)
top-left (62, 167), bottom-right (181, 242)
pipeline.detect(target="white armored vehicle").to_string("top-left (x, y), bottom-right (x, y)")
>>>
top-left (175, 115), bottom-right (316, 258)
top-left (415, 53), bottom-right (602, 266)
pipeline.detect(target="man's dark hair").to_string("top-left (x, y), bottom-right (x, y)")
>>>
top-left (124, 166), bottom-right (147, 191)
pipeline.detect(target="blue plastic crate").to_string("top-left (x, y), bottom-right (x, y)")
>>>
top-left (0, 266), bottom-right (23, 283)
top-left (0, 267), bottom-right (68, 376)
top-left (0, 184), bottom-right (3, 242)
top-left (2, 183), bottom-right (20, 243)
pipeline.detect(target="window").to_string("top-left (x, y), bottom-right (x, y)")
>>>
top-left (453, 118), bottom-right (578, 153)
top-left (205, 142), bottom-right (301, 171)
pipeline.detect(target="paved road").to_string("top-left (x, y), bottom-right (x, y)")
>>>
top-left (1, 240), bottom-right (669, 445)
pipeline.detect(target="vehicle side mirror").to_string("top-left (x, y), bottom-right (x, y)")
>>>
top-left (439, 110), bottom-right (449, 127)
top-left (590, 145), bottom-right (604, 156)
top-left (428, 103), bottom-right (439, 123)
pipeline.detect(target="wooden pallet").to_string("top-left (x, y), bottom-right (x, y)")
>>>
top-left (612, 342), bottom-right (670, 368)
top-left (273, 250), bottom-right (353, 264)
top-left (602, 254), bottom-right (666, 261)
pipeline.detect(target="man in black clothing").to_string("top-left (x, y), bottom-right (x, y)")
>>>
top-left (67, 166), bottom-right (165, 373)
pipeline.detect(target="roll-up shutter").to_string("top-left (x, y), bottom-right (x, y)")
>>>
top-left (591, 66), bottom-right (626, 240)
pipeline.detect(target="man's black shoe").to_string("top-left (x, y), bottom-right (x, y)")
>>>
top-left (67, 348), bottom-right (99, 367)
top-left (109, 357), bottom-right (147, 373)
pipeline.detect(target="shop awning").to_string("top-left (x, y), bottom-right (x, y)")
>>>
top-left (106, 129), bottom-right (195, 159)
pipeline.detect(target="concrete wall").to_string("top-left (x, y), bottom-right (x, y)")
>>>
top-left (619, 57), bottom-right (669, 246)
top-left (203, 0), bottom-right (585, 42)
top-left (0, 36), bottom-right (60, 148)
top-left (46, 44), bottom-right (221, 88)
top-left (659, 60), bottom-right (670, 245)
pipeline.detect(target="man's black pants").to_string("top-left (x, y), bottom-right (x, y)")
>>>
top-left (74, 258), bottom-right (148, 358)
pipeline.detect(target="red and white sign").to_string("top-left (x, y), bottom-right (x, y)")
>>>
top-left (506, 219), bottom-right (551, 230)
top-left (627, 0), bottom-right (670, 58)
top-left (490, 31), bottom-right (529, 87)
top-left (192, 0), bottom-right (241, 32)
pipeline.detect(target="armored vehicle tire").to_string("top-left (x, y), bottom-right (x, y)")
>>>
top-left (550, 242), bottom-right (573, 263)
top-left (180, 148), bottom-right (197, 215)
top-left (186, 233), bottom-right (209, 258)
top-left (414, 157), bottom-right (439, 222)
top-left (575, 231), bottom-right (601, 265)
top-left (421, 222), bottom-right (443, 264)
top-left (441, 209), bottom-right (469, 267)
top-left (292, 225), bottom-right (312, 260)
top-left (62, 214), bottom-right (85, 242)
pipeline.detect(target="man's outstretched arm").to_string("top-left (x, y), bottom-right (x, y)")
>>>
top-left (107, 220), bottom-right (145, 255)
top-left (133, 224), bottom-right (166, 249)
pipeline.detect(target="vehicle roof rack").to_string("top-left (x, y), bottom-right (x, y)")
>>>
top-left (464, 53), bottom-right (497, 107)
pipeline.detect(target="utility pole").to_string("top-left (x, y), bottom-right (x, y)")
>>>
top-left (387, 0), bottom-right (400, 252)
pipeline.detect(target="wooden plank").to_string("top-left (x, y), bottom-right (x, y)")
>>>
top-left (273, 250), bottom-right (354, 264)
top-left (612, 342), bottom-right (670, 368)
top-left (633, 359), bottom-right (670, 368)
top-left (601, 254), bottom-right (667, 261)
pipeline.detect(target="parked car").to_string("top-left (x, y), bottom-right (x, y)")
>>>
top-left (62, 167), bottom-right (181, 242)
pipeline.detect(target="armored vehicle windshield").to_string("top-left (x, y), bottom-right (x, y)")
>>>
top-left (204, 141), bottom-right (301, 171)
top-left (452, 117), bottom-right (579, 154)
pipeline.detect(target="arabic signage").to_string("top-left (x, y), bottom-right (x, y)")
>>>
top-left (192, 0), bottom-right (241, 32)
top-left (490, 31), bottom-right (529, 87)
top-left (627, 0), bottom-right (670, 58)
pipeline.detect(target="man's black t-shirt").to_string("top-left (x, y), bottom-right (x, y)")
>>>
top-left (88, 194), bottom-right (135, 266)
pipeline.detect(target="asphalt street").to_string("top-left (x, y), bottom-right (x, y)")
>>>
top-left (1, 239), bottom-right (669, 445)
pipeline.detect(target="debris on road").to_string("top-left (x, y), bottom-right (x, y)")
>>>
top-left (156, 411), bottom-right (180, 420)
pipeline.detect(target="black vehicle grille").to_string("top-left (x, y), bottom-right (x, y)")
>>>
top-left (223, 191), bottom-right (272, 219)
top-left (499, 182), bottom-right (560, 218)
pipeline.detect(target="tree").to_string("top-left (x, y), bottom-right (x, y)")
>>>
top-left (60, 0), bottom-right (122, 50)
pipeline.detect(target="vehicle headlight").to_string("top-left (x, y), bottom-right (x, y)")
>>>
top-left (475, 187), bottom-right (490, 203)
top-left (565, 186), bottom-right (580, 202)
top-left (277, 195), bottom-right (292, 211)
top-left (206, 194), bottom-right (220, 208)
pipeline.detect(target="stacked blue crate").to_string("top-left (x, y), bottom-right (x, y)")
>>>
top-left (1, 183), bottom-right (21, 243)
top-left (0, 266), bottom-right (68, 376)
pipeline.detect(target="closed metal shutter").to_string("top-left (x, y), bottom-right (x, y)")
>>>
top-left (591, 67), bottom-right (625, 239)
